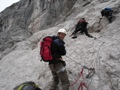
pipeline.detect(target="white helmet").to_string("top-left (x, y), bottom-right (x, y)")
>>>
top-left (58, 28), bottom-right (67, 35)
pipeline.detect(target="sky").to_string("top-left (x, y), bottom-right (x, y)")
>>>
top-left (0, 0), bottom-right (20, 12)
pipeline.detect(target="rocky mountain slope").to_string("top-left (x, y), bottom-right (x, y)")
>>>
top-left (0, 0), bottom-right (120, 90)
top-left (0, 0), bottom-right (77, 59)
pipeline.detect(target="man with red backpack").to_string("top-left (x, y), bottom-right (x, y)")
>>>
top-left (48, 28), bottom-right (70, 90)
top-left (70, 18), bottom-right (93, 38)
top-left (40, 28), bottom-right (70, 90)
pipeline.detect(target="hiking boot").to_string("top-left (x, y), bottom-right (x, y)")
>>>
top-left (49, 86), bottom-right (57, 90)
top-left (49, 82), bottom-right (58, 90)
top-left (89, 35), bottom-right (93, 38)
top-left (72, 35), bottom-right (77, 39)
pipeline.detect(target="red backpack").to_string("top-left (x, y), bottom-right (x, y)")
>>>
top-left (40, 36), bottom-right (53, 62)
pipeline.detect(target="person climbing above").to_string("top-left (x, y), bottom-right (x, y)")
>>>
top-left (70, 18), bottom-right (93, 38)
top-left (101, 7), bottom-right (113, 23)
top-left (49, 28), bottom-right (70, 90)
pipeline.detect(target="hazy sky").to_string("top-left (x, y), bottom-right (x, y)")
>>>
top-left (0, 0), bottom-right (20, 12)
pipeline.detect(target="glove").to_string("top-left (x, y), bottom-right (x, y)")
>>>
top-left (61, 61), bottom-right (66, 66)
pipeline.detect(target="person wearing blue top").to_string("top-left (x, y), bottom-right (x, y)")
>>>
top-left (101, 7), bottom-right (113, 23)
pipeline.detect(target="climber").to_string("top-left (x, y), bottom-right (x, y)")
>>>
top-left (101, 7), bottom-right (113, 23)
top-left (70, 18), bottom-right (93, 38)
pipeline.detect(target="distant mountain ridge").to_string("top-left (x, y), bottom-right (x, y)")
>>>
top-left (0, 0), bottom-right (78, 59)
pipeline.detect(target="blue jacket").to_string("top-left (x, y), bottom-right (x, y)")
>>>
top-left (49, 36), bottom-right (66, 64)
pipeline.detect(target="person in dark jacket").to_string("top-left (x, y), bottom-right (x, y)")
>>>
top-left (101, 8), bottom-right (113, 23)
top-left (71, 18), bottom-right (93, 38)
top-left (49, 28), bottom-right (70, 90)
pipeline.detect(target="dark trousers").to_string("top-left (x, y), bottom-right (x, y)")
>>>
top-left (81, 28), bottom-right (92, 37)
top-left (73, 27), bottom-right (92, 38)
top-left (49, 63), bottom-right (70, 90)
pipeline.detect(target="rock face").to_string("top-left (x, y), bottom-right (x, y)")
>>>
top-left (0, 0), bottom-right (77, 58)
top-left (0, 0), bottom-right (120, 90)
top-left (1, 0), bottom-right (108, 59)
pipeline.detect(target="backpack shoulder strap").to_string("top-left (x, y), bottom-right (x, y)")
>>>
top-left (17, 84), bottom-right (30, 90)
